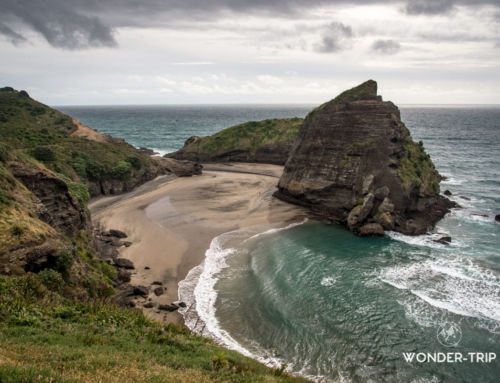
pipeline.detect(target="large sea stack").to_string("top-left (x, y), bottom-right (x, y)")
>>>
top-left (275, 80), bottom-right (454, 236)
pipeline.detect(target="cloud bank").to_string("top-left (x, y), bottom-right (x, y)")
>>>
top-left (1, 0), bottom-right (499, 49)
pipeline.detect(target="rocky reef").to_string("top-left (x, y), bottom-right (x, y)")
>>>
top-left (276, 80), bottom-right (454, 236)
top-left (168, 118), bottom-right (302, 165)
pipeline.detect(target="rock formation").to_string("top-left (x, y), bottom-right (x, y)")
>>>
top-left (168, 118), bottom-right (302, 165)
top-left (276, 80), bottom-right (454, 236)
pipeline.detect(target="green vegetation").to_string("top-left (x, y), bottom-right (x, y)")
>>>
top-left (0, 88), bottom-right (159, 190)
top-left (306, 79), bottom-right (377, 120)
top-left (0, 275), bottom-right (309, 383)
top-left (57, 173), bottom-right (90, 207)
top-left (182, 118), bottom-right (302, 157)
top-left (398, 127), bottom-right (441, 195)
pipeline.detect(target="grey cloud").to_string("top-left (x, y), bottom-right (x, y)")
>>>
top-left (1, 0), bottom-right (499, 49)
top-left (404, 0), bottom-right (456, 15)
top-left (371, 39), bottom-right (401, 54)
top-left (0, 23), bottom-right (26, 45)
top-left (1, 0), bottom-right (116, 49)
top-left (404, 0), bottom-right (500, 15)
top-left (315, 22), bottom-right (353, 53)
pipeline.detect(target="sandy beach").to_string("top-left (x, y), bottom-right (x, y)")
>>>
top-left (89, 163), bottom-right (306, 323)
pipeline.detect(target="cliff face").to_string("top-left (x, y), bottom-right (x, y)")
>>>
top-left (168, 118), bottom-right (302, 165)
top-left (276, 80), bottom-right (454, 236)
top-left (0, 87), bottom-right (200, 295)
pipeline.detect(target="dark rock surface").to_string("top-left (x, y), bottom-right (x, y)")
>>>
top-left (444, 190), bottom-right (452, 196)
top-left (106, 229), bottom-right (128, 238)
top-left (495, 215), bottom-right (500, 223)
top-left (138, 147), bottom-right (159, 156)
top-left (132, 285), bottom-right (149, 297)
top-left (153, 287), bottom-right (164, 296)
top-left (434, 236), bottom-right (452, 245)
top-left (114, 258), bottom-right (135, 269)
top-left (276, 80), bottom-right (455, 236)
top-left (159, 304), bottom-right (179, 312)
top-left (8, 161), bottom-right (87, 236)
top-left (155, 157), bottom-right (202, 177)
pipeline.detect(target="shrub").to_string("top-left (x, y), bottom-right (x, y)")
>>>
top-left (38, 269), bottom-right (64, 292)
top-left (55, 249), bottom-right (74, 279)
top-left (56, 173), bottom-right (90, 206)
top-left (111, 161), bottom-right (131, 180)
top-left (71, 153), bottom-right (104, 181)
top-left (33, 146), bottom-right (55, 162)
top-left (10, 224), bottom-right (24, 236)
top-left (67, 181), bottom-right (90, 206)
top-left (125, 155), bottom-right (141, 169)
top-left (85, 158), bottom-right (105, 180)
top-left (212, 351), bottom-right (228, 371)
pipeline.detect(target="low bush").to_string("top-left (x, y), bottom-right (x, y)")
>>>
top-left (38, 269), bottom-right (64, 292)
top-left (33, 146), bottom-right (55, 162)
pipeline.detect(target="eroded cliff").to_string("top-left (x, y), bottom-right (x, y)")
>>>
top-left (276, 80), bottom-right (454, 235)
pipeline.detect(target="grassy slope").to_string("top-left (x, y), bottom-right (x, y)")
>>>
top-left (0, 275), bottom-right (308, 383)
top-left (181, 118), bottom-right (303, 157)
top-left (0, 87), bottom-right (157, 198)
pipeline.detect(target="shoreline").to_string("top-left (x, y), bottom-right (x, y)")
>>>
top-left (90, 163), bottom-right (306, 324)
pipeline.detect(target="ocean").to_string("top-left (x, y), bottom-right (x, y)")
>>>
top-left (58, 104), bottom-right (500, 382)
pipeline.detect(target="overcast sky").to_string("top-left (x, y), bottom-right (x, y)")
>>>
top-left (1, 0), bottom-right (499, 105)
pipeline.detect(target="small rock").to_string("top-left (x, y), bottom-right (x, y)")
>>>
top-left (138, 147), bottom-right (160, 156)
top-left (123, 241), bottom-right (132, 247)
top-left (374, 186), bottom-right (390, 200)
top-left (359, 223), bottom-right (385, 236)
top-left (114, 258), bottom-right (135, 269)
top-left (444, 190), bottom-right (452, 196)
top-left (151, 281), bottom-right (163, 286)
top-left (144, 266), bottom-right (150, 270)
top-left (158, 304), bottom-right (179, 312)
top-left (143, 302), bottom-right (155, 308)
top-left (177, 301), bottom-right (187, 308)
top-left (105, 229), bottom-right (128, 238)
top-left (153, 287), bottom-right (164, 296)
top-left (128, 301), bottom-right (136, 308)
top-left (495, 214), bottom-right (500, 223)
top-left (117, 269), bottom-right (131, 283)
top-left (459, 196), bottom-right (471, 201)
top-left (434, 236), bottom-right (452, 245)
top-left (132, 285), bottom-right (149, 297)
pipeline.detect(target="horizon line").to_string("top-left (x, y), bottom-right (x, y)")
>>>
top-left (54, 103), bottom-right (500, 108)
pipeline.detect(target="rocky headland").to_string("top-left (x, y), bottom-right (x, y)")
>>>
top-left (276, 80), bottom-right (455, 236)
top-left (168, 117), bottom-right (302, 165)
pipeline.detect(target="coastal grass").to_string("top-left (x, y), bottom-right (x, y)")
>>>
top-left (306, 79), bottom-right (377, 119)
top-left (0, 275), bottom-right (309, 383)
top-left (0, 88), bottom-right (156, 192)
top-left (398, 133), bottom-right (441, 195)
top-left (182, 118), bottom-right (302, 157)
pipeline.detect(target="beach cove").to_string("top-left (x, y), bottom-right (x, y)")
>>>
top-left (89, 163), bottom-right (306, 324)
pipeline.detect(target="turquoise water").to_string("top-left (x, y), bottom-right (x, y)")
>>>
top-left (59, 104), bottom-right (500, 382)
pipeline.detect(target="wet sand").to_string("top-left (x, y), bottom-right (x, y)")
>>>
top-left (89, 163), bottom-right (305, 323)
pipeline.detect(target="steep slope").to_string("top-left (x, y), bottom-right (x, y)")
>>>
top-left (0, 87), bottom-right (201, 198)
top-left (168, 117), bottom-right (302, 165)
top-left (276, 80), bottom-right (454, 236)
